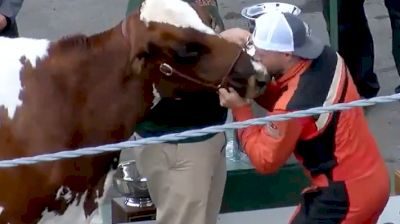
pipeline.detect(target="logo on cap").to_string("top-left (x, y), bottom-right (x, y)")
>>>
top-left (265, 122), bottom-right (281, 139)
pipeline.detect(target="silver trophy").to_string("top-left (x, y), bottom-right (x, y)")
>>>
top-left (113, 160), bottom-right (153, 208)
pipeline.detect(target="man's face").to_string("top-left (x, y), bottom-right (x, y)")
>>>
top-left (253, 47), bottom-right (290, 77)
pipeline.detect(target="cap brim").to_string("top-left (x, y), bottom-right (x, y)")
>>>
top-left (293, 35), bottom-right (325, 59)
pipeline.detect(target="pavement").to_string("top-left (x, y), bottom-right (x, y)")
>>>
top-left (13, 0), bottom-right (400, 222)
top-left (129, 196), bottom-right (400, 224)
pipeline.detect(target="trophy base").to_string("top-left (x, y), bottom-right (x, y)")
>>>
top-left (112, 197), bottom-right (156, 223)
top-left (125, 197), bottom-right (153, 208)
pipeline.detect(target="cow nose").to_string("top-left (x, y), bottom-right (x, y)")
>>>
top-left (257, 80), bottom-right (266, 88)
top-left (256, 80), bottom-right (267, 96)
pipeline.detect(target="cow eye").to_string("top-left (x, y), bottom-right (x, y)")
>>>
top-left (175, 47), bottom-right (199, 59)
top-left (173, 42), bottom-right (208, 64)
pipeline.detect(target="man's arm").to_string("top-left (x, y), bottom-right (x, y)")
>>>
top-left (0, 0), bottom-right (24, 31)
top-left (232, 104), bottom-right (304, 174)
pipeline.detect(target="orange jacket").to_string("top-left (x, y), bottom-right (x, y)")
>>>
top-left (232, 47), bottom-right (389, 188)
top-left (233, 59), bottom-right (311, 175)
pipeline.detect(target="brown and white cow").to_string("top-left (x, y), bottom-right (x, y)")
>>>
top-left (0, 0), bottom-right (268, 223)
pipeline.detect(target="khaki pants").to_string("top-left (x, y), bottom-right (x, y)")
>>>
top-left (123, 132), bottom-right (227, 224)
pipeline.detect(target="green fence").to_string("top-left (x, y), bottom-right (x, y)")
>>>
top-left (324, 0), bottom-right (339, 51)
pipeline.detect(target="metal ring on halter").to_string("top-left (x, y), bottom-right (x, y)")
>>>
top-left (159, 63), bottom-right (173, 76)
top-left (244, 35), bottom-right (252, 50)
top-left (244, 35), bottom-right (256, 57)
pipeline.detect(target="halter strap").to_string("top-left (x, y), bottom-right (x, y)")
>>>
top-left (159, 47), bottom-right (244, 90)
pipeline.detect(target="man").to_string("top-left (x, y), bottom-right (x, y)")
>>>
top-left (322, 0), bottom-right (400, 96)
top-left (122, 1), bottom-right (228, 224)
top-left (0, 0), bottom-right (24, 37)
top-left (219, 12), bottom-right (390, 223)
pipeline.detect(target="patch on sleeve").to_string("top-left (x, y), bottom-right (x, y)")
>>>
top-left (264, 122), bottom-right (281, 139)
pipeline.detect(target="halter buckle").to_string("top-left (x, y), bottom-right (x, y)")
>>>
top-left (159, 63), bottom-right (173, 76)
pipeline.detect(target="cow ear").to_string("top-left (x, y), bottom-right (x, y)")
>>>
top-left (130, 57), bottom-right (146, 75)
top-left (136, 43), bottom-right (156, 59)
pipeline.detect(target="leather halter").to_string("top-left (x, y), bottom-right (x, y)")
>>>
top-left (159, 47), bottom-right (244, 90)
top-left (120, 19), bottom-right (244, 90)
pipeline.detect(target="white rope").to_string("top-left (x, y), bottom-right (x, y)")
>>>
top-left (0, 93), bottom-right (399, 168)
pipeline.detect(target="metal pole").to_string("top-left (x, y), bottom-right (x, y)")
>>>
top-left (328, 0), bottom-right (339, 51)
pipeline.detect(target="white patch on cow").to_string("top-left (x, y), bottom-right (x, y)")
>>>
top-left (38, 190), bottom-right (88, 224)
top-left (139, 0), bottom-right (216, 35)
top-left (0, 36), bottom-right (50, 119)
top-left (55, 186), bottom-right (73, 204)
top-left (251, 60), bottom-right (269, 78)
top-left (151, 83), bottom-right (160, 109)
top-left (0, 206), bottom-right (4, 215)
top-left (90, 169), bottom-right (116, 224)
top-left (39, 169), bottom-right (116, 224)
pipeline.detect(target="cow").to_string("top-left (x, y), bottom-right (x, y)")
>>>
top-left (0, 0), bottom-right (268, 223)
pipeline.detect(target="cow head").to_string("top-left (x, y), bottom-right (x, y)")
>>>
top-left (124, 0), bottom-right (269, 99)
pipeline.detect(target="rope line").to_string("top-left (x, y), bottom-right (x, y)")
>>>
top-left (0, 93), bottom-right (399, 168)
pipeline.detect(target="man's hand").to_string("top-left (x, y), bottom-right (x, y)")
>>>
top-left (220, 28), bottom-right (251, 47)
top-left (0, 14), bottom-right (7, 31)
top-left (218, 87), bottom-right (250, 108)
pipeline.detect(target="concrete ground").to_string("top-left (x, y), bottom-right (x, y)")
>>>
top-left (13, 0), bottom-right (400, 222)
top-left (129, 196), bottom-right (400, 224)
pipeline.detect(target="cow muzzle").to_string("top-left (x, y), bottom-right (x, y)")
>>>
top-left (244, 60), bottom-right (269, 99)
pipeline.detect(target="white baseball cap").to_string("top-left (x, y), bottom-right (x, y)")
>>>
top-left (251, 11), bottom-right (325, 59)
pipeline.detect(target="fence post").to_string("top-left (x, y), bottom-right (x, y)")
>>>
top-left (328, 0), bottom-right (339, 51)
top-left (323, 0), bottom-right (339, 51)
